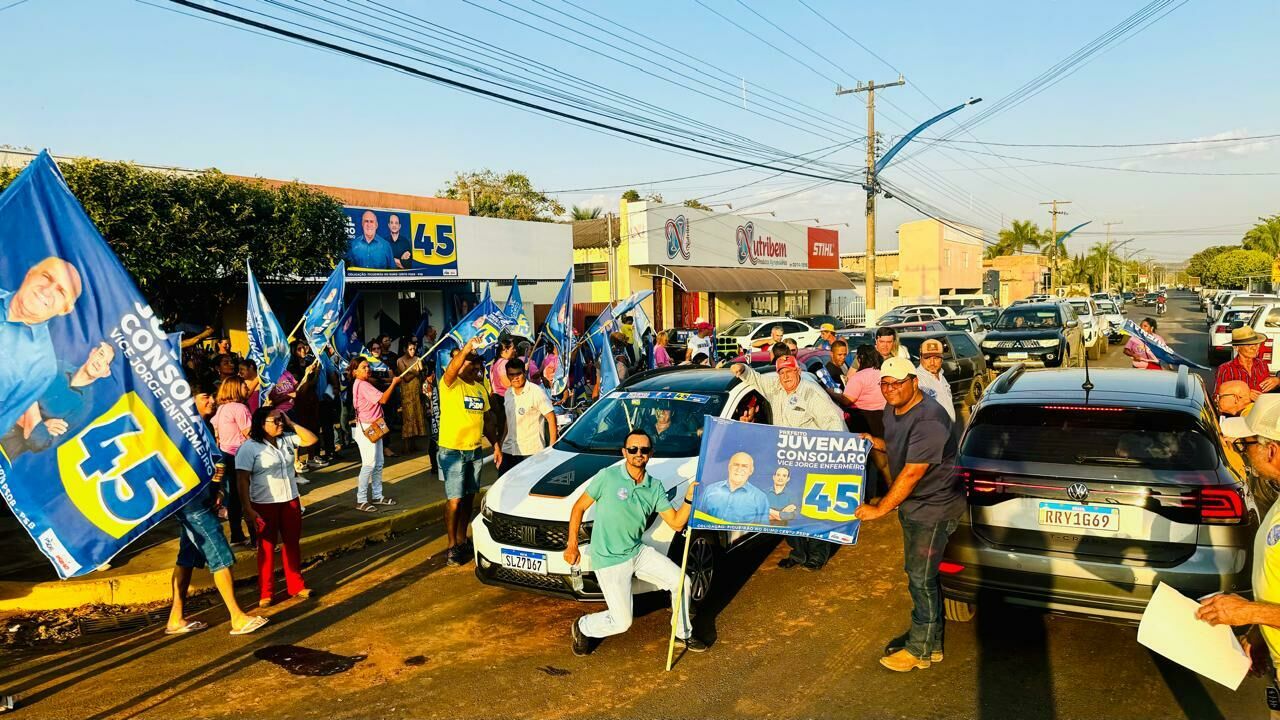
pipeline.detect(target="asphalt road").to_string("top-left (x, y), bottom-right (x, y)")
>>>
top-left (2, 292), bottom-right (1263, 720)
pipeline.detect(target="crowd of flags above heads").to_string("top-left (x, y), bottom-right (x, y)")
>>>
top-left (247, 259), bottom-right (660, 403)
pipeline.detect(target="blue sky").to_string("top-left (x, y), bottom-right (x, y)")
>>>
top-left (2, 0), bottom-right (1276, 261)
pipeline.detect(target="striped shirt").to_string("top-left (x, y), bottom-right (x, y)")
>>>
top-left (1215, 355), bottom-right (1273, 394)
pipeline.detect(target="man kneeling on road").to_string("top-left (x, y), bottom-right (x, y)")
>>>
top-left (855, 357), bottom-right (963, 673)
top-left (565, 429), bottom-right (707, 655)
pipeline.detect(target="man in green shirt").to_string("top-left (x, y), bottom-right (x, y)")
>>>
top-left (565, 428), bottom-right (707, 655)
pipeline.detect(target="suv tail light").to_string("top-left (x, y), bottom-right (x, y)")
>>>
top-left (1214, 324), bottom-right (1228, 335)
top-left (1265, 338), bottom-right (1274, 364)
top-left (1198, 486), bottom-right (1245, 525)
top-left (959, 469), bottom-right (1008, 505)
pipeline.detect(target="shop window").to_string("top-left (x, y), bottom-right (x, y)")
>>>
top-left (963, 251), bottom-right (969, 269)
top-left (944, 249), bottom-right (952, 267)
top-left (573, 262), bottom-right (608, 283)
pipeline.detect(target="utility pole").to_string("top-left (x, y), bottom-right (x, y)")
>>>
top-left (1102, 221), bottom-right (1123, 292)
top-left (838, 75), bottom-right (904, 316)
top-left (1041, 200), bottom-right (1071, 293)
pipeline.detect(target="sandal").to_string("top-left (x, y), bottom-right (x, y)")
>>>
top-left (230, 615), bottom-right (269, 636)
top-left (164, 619), bottom-right (208, 635)
top-left (374, 497), bottom-right (397, 506)
top-left (356, 502), bottom-right (379, 513)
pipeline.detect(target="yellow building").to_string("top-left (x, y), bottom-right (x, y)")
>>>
top-left (985, 254), bottom-right (1050, 306)
top-left (841, 250), bottom-right (901, 283)
top-left (571, 201), bottom-right (854, 330)
top-left (895, 219), bottom-right (985, 301)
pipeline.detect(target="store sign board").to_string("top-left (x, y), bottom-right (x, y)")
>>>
top-left (634, 204), bottom-right (833, 270)
top-left (341, 206), bottom-right (460, 277)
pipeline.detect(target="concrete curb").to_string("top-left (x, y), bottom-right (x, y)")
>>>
top-left (0, 498), bottom-right (455, 613)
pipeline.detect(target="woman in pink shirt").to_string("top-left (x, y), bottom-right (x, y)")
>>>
top-left (653, 331), bottom-right (673, 368)
top-left (844, 344), bottom-right (887, 436)
top-left (490, 338), bottom-right (519, 398)
top-left (212, 377), bottom-right (254, 544)
top-left (350, 358), bottom-right (402, 512)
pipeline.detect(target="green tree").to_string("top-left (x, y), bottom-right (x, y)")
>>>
top-left (1204, 248), bottom-right (1272, 289)
top-left (440, 169), bottom-right (564, 222)
top-left (683, 198), bottom-right (712, 211)
top-left (1185, 245), bottom-right (1236, 285)
top-left (0, 157), bottom-right (348, 327)
top-left (621, 189), bottom-right (641, 202)
top-left (984, 219), bottom-right (1048, 259)
top-left (570, 205), bottom-right (603, 220)
top-left (1243, 214), bottom-right (1280, 258)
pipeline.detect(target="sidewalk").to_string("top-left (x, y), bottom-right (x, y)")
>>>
top-left (0, 444), bottom-right (495, 612)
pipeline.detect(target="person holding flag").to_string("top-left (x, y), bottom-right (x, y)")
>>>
top-left (543, 269), bottom-right (574, 398)
top-left (246, 262), bottom-right (290, 406)
top-left (438, 336), bottom-right (491, 566)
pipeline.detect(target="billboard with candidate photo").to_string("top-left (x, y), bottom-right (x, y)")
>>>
top-left (690, 417), bottom-right (867, 544)
top-left (342, 206), bottom-right (460, 277)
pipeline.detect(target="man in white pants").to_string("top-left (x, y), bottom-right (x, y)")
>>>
top-left (564, 428), bottom-right (706, 655)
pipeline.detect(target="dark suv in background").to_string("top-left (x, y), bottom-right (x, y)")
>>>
top-left (941, 365), bottom-right (1257, 624)
top-left (979, 301), bottom-right (1084, 370)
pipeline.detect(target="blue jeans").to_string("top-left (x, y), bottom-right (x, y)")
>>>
top-left (175, 486), bottom-right (236, 573)
top-left (438, 447), bottom-right (482, 500)
top-left (901, 513), bottom-right (960, 659)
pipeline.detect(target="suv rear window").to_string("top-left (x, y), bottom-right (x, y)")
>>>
top-left (963, 405), bottom-right (1219, 471)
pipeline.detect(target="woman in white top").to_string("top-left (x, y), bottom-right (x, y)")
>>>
top-left (235, 407), bottom-right (319, 607)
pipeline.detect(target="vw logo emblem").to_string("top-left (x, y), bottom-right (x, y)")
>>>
top-left (1066, 482), bottom-right (1089, 503)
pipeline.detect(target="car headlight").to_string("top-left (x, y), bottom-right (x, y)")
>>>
top-left (481, 495), bottom-right (494, 521)
top-left (980, 340), bottom-right (997, 349)
top-left (1037, 338), bottom-right (1061, 347)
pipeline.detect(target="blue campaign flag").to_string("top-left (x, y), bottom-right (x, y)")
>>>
top-left (609, 290), bottom-right (653, 325)
top-left (503, 277), bottom-right (533, 340)
top-left (446, 289), bottom-right (511, 352)
top-left (412, 308), bottom-right (432, 344)
top-left (300, 261), bottom-right (346, 358)
top-left (332, 294), bottom-right (386, 373)
top-left (246, 262), bottom-right (290, 404)
top-left (0, 151), bottom-right (220, 578)
top-left (690, 417), bottom-right (867, 544)
top-left (632, 305), bottom-right (654, 369)
top-left (587, 325), bottom-right (621, 396)
top-left (1122, 319), bottom-right (1209, 370)
top-left (544, 270), bottom-right (574, 395)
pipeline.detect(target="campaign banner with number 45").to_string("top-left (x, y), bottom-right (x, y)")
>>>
top-left (689, 417), bottom-right (867, 544)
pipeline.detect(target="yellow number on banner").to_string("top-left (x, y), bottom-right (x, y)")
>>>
top-left (410, 213), bottom-right (459, 267)
top-left (58, 393), bottom-right (203, 539)
top-left (800, 472), bottom-right (863, 522)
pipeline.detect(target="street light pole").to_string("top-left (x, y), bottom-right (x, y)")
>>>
top-left (1106, 236), bottom-right (1134, 295)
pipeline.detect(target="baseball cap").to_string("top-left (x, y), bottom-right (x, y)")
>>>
top-left (696, 321), bottom-right (713, 332)
top-left (1222, 394), bottom-right (1280, 440)
top-left (820, 323), bottom-right (837, 332)
top-left (775, 355), bottom-right (799, 372)
top-left (920, 339), bottom-right (944, 357)
top-left (880, 356), bottom-right (917, 381)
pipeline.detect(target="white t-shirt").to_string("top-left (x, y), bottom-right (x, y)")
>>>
top-left (235, 434), bottom-right (302, 504)
top-left (915, 366), bottom-right (956, 422)
top-left (503, 384), bottom-right (554, 455)
top-left (686, 334), bottom-right (713, 361)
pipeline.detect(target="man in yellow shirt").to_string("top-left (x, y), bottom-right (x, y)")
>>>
top-left (439, 336), bottom-right (491, 567)
top-left (1200, 395), bottom-right (1280, 718)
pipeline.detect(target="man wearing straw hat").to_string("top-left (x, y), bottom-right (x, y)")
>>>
top-left (1215, 326), bottom-right (1279, 399)
top-left (564, 428), bottom-right (707, 656)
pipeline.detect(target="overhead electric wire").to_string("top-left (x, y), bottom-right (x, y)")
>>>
top-left (922, 145), bottom-right (1280, 177)
top-left (914, 132), bottom-right (1280, 150)
top-left (163, 0), bottom-right (871, 186)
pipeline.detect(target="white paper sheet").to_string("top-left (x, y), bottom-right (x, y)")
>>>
top-left (1137, 582), bottom-right (1251, 690)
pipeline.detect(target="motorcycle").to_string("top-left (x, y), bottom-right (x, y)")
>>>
top-left (1156, 301), bottom-right (1167, 315)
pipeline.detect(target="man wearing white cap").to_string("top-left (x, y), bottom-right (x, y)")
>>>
top-left (855, 356), bottom-right (963, 673)
top-left (1199, 394), bottom-right (1280, 713)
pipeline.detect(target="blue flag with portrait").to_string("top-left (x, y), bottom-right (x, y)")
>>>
top-left (332, 294), bottom-right (386, 373)
top-left (300, 263), bottom-right (345, 399)
top-left (0, 151), bottom-right (219, 578)
top-left (245, 262), bottom-right (289, 405)
top-left (1121, 319), bottom-right (1209, 370)
top-left (586, 325), bottom-right (621, 396)
top-left (447, 288), bottom-right (511, 352)
top-left (544, 269), bottom-right (573, 395)
top-left (503, 277), bottom-right (532, 340)
top-left (689, 418), bottom-right (867, 544)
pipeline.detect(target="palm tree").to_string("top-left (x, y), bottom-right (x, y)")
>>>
top-left (1243, 214), bottom-right (1280, 258)
top-left (984, 219), bottom-right (1048, 259)
top-left (571, 205), bottom-right (603, 221)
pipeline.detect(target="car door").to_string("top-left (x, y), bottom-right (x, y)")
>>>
top-left (950, 333), bottom-right (984, 392)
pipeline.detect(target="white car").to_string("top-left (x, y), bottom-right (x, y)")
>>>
top-left (1209, 306), bottom-right (1264, 365)
top-left (716, 316), bottom-right (821, 356)
top-left (940, 314), bottom-right (987, 344)
top-left (1093, 298), bottom-right (1124, 341)
top-left (472, 369), bottom-right (767, 604)
top-left (892, 304), bottom-right (957, 319)
top-left (1064, 297), bottom-right (1107, 360)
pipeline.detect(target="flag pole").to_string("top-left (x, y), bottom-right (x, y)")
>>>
top-left (397, 334), bottom-right (453, 379)
top-left (665, 528), bottom-right (694, 672)
top-left (285, 314), bottom-right (306, 343)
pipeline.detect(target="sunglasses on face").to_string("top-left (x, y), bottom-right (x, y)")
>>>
top-left (624, 445), bottom-right (653, 455)
top-left (878, 378), bottom-right (911, 390)
top-left (1233, 438), bottom-right (1260, 454)
top-left (266, 417), bottom-right (285, 426)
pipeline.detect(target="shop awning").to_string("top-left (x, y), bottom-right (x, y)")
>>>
top-left (652, 265), bottom-right (855, 293)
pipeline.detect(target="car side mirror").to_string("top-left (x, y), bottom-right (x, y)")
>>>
top-left (1066, 320), bottom-right (1079, 328)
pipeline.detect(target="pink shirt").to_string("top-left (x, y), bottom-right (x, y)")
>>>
top-left (843, 367), bottom-right (887, 411)
top-left (353, 378), bottom-right (384, 423)
top-left (268, 371), bottom-right (297, 414)
top-left (654, 345), bottom-right (673, 368)
top-left (491, 358), bottom-right (510, 397)
top-left (1125, 334), bottom-right (1162, 368)
top-left (211, 402), bottom-right (252, 455)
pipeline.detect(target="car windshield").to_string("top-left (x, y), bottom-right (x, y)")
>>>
top-left (722, 321), bottom-right (760, 338)
top-left (963, 405), bottom-right (1218, 471)
top-left (995, 308), bottom-right (1061, 329)
top-left (940, 318), bottom-right (970, 331)
top-left (962, 309), bottom-right (999, 324)
top-left (558, 391), bottom-right (727, 457)
top-left (1067, 301), bottom-right (1092, 315)
top-left (1096, 300), bottom-right (1118, 313)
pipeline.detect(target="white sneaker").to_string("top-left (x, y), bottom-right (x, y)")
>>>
top-left (295, 475), bottom-right (311, 485)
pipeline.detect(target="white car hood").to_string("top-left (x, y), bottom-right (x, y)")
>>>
top-left (485, 447), bottom-right (700, 522)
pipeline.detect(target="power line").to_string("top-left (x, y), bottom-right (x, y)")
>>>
top-left (927, 145), bottom-right (1280, 177)
top-left (164, 0), bottom-right (869, 186)
top-left (915, 132), bottom-right (1280, 149)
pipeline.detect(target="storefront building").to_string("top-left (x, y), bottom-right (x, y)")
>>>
top-left (573, 201), bottom-right (852, 330)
